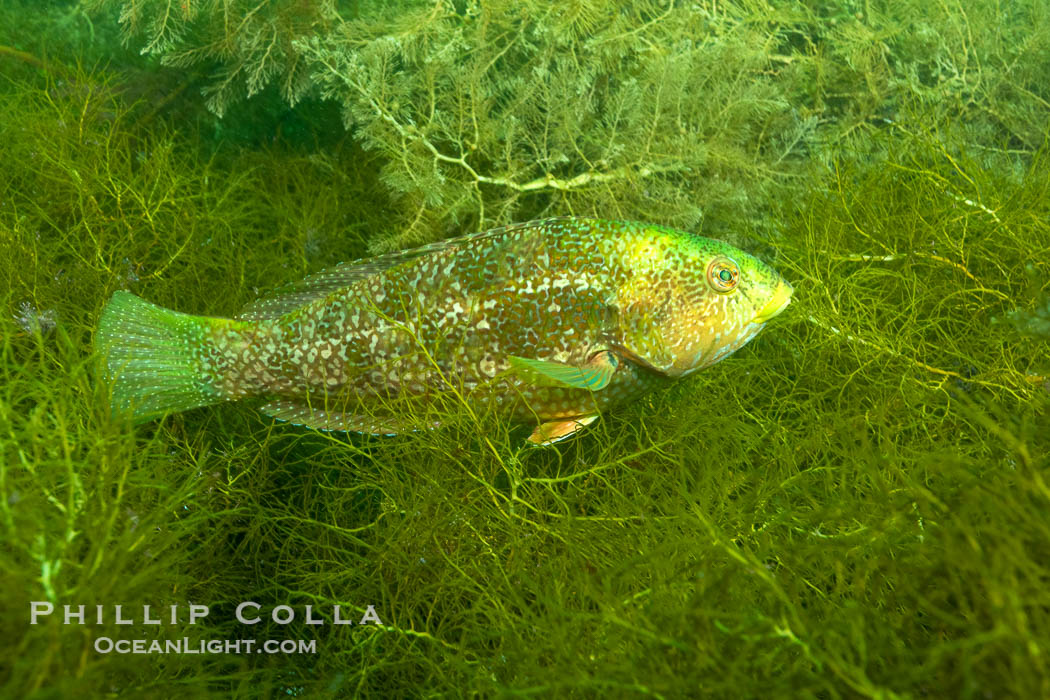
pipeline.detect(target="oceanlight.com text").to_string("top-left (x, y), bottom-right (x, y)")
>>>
top-left (94, 637), bottom-right (317, 655)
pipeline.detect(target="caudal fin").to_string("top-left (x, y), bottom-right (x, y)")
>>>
top-left (95, 291), bottom-right (227, 423)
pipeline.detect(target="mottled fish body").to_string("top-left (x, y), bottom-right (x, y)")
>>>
top-left (96, 217), bottom-right (792, 443)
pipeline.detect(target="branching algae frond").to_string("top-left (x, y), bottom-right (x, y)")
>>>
top-left (82, 0), bottom-right (1050, 251)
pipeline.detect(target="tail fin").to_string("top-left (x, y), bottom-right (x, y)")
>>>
top-left (95, 291), bottom-right (228, 423)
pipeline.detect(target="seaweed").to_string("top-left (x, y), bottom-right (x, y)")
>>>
top-left (2, 1), bottom-right (1050, 698)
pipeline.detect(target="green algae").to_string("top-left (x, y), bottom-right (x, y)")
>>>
top-left (2, 1), bottom-right (1050, 698)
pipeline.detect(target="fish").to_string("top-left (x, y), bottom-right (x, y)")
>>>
top-left (95, 217), bottom-right (792, 444)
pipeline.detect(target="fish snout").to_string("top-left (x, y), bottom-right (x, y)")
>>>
top-left (750, 278), bottom-right (793, 324)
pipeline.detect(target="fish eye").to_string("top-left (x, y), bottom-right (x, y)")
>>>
top-left (707, 257), bottom-right (739, 293)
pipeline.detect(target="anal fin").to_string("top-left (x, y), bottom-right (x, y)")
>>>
top-left (260, 400), bottom-right (409, 436)
top-left (527, 414), bottom-right (599, 446)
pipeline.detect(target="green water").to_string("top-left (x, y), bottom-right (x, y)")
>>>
top-left (2, 1), bottom-right (1048, 697)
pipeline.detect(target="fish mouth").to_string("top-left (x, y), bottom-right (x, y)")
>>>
top-left (750, 278), bottom-right (793, 324)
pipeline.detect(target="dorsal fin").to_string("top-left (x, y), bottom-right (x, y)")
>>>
top-left (236, 219), bottom-right (550, 321)
top-left (237, 256), bottom-right (411, 321)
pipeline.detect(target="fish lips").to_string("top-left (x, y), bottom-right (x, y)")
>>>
top-left (750, 278), bottom-right (793, 325)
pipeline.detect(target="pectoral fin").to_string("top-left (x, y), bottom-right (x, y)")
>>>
top-left (528, 414), bottom-right (599, 445)
top-left (508, 351), bottom-right (618, 390)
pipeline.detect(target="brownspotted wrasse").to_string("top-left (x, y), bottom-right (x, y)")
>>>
top-left (95, 217), bottom-right (792, 444)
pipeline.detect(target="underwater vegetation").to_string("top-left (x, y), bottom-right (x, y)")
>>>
top-left (1, 0), bottom-right (1049, 697)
